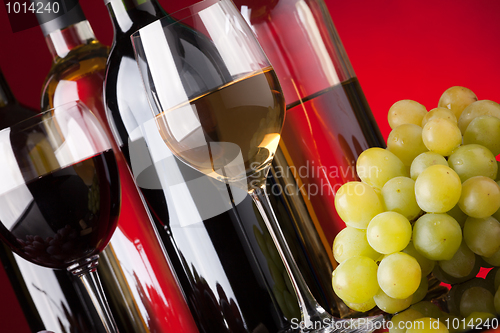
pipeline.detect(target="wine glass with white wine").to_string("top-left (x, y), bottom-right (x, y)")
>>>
top-left (131, 0), bottom-right (383, 331)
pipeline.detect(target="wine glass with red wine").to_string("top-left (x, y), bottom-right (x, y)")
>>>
top-left (0, 101), bottom-right (120, 333)
top-left (131, 0), bottom-right (382, 331)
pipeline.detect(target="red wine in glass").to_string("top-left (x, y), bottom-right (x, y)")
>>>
top-left (0, 149), bottom-right (119, 269)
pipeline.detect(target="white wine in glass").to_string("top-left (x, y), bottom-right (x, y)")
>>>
top-left (155, 67), bottom-right (284, 188)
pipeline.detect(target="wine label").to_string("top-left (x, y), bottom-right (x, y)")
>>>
top-left (2, 0), bottom-right (79, 33)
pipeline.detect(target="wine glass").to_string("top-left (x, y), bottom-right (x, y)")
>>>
top-left (131, 0), bottom-right (382, 331)
top-left (0, 101), bottom-right (121, 333)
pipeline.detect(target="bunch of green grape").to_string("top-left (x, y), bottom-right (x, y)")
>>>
top-left (331, 86), bottom-right (500, 332)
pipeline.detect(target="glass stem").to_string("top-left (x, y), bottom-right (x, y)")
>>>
top-left (67, 255), bottom-right (119, 333)
top-left (249, 185), bottom-right (331, 331)
top-left (226, 183), bottom-right (291, 330)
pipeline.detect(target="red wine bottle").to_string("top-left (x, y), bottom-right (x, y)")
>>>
top-left (232, 0), bottom-right (385, 316)
top-left (103, 0), bottom-right (303, 331)
top-left (34, 1), bottom-right (199, 332)
top-left (0, 68), bottom-right (106, 333)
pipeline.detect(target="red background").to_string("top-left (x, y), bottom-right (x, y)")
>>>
top-left (0, 0), bottom-right (499, 331)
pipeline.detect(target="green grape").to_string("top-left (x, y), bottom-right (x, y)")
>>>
top-left (388, 100), bottom-right (428, 129)
top-left (332, 256), bottom-right (379, 304)
top-left (389, 308), bottom-right (424, 333)
top-left (494, 208), bottom-right (500, 224)
top-left (432, 260), bottom-right (480, 285)
top-left (410, 152), bottom-right (448, 181)
top-left (468, 312), bottom-right (497, 321)
top-left (484, 267), bottom-right (500, 291)
top-left (414, 165), bottom-right (461, 213)
top-left (373, 187), bottom-right (386, 210)
top-left (332, 226), bottom-right (380, 263)
top-left (463, 115), bottom-right (500, 156)
top-left (458, 100), bottom-right (500, 134)
top-left (412, 213), bottom-right (462, 261)
top-left (438, 86), bottom-right (477, 120)
top-left (367, 211), bottom-right (412, 254)
top-left (482, 248), bottom-right (500, 266)
top-left (334, 181), bottom-right (384, 229)
top-left (387, 124), bottom-right (428, 166)
top-left (412, 275), bottom-right (429, 305)
top-left (356, 148), bottom-right (408, 189)
top-left (459, 286), bottom-right (495, 318)
top-left (495, 288), bottom-right (500, 314)
top-left (344, 298), bottom-right (376, 312)
top-left (421, 107), bottom-right (457, 127)
top-left (438, 240), bottom-right (475, 278)
top-left (476, 254), bottom-right (494, 269)
top-left (447, 278), bottom-right (493, 316)
top-left (403, 241), bottom-right (436, 277)
top-left (446, 204), bottom-right (467, 228)
top-left (458, 176), bottom-right (500, 218)
top-left (494, 184), bottom-right (500, 223)
top-left (447, 284), bottom-right (462, 316)
top-left (407, 317), bottom-right (448, 333)
top-left (382, 177), bottom-right (422, 220)
top-left (422, 118), bottom-right (462, 156)
top-left (410, 302), bottom-right (444, 320)
top-left (448, 144), bottom-right (498, 182)
top-left (494, 270), bottom-right (500, 293)
top-left (463, 216), bottom-right (500, 257)
top-left (378, 252), bottom-right (421, 299)
top-left (373, 288), bottom-right (412, 314)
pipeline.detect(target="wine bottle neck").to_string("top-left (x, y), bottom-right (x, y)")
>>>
top-left (34, 1), bottom-right (97, 60)
top-left (0, 70), bottom-right (16, 107)
top-left (45, 20), bottom-right (97, 60)
top-left (106, 0), bottom-right (165, 36)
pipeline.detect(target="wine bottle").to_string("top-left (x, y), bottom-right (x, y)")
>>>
top-left (0, 68), bottom-right (103, 333)
top-left (233, 0), bottom-right (386, 316)
top-left (103, 0), bottom-right (310, 331)
top-left (34, 2), bottom-right (199, 332)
